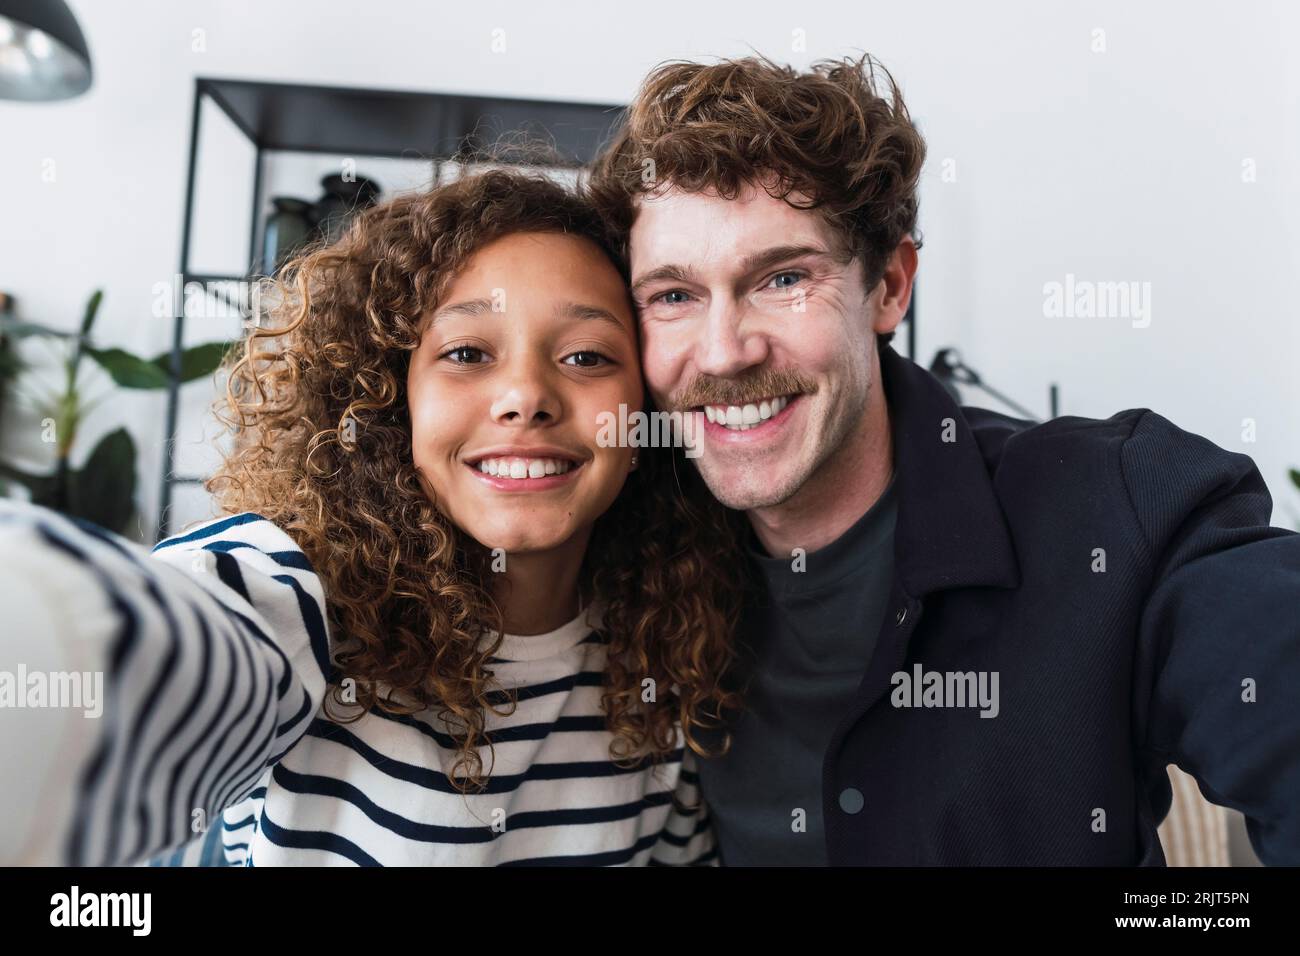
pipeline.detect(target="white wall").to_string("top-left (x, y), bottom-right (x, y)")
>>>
top-left (2, 0), bottom-right (1297, 540)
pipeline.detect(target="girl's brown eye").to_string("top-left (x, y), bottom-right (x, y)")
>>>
top-left (563, 351), bottom-right (610, 368)
top-left (440, 346), bottom-right (486, 364)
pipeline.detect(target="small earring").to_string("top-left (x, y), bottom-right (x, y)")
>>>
top-left (630, 455), bottom-right (639, 470)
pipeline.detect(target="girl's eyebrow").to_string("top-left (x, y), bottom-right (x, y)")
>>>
top-left (429, 298), bottom-right (627, 331)
top-left (430, 297), bottom-right (495, 324)
top-left (557, 301), bottom-right (626, 329)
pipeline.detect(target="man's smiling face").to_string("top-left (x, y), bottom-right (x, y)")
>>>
top-left (630, 179), bottom-right (894, 511)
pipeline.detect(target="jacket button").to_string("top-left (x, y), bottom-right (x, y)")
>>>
top-left (894, 606), bottom-right (908, 626)
top-left (839, 787), bottom-right (864, 814)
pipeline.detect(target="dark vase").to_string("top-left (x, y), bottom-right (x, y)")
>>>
top-left (312, 173), bottom-right (381, 245)
top-left (261, 197), bottom-right (314, 276)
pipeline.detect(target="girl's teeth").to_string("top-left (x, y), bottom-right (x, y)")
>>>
top-left (475, 457), bottom-right (573, 478)
top-left (707, 395), bottom-right (791, 430)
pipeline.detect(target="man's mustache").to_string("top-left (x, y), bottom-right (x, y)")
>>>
top-left (668, 368), bottom-right (819, 411)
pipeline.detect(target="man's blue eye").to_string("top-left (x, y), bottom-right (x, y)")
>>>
top-left (655, 290), bottom-right (691, 305)
top-left (771, 271), bottom-right (802, 288)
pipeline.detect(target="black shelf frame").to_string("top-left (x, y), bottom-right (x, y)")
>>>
top-left (158, 77), bottom-right (624, 539)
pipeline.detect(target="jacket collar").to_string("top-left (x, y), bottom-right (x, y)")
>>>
top-left (879, 343), bottom-right (1021, 598)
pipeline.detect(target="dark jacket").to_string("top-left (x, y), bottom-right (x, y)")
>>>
top-left (801, 344), bottom-right (1299, 865)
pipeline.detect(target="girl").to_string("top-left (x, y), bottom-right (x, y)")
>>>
top-left (0, 168), bottom-right (744, 866)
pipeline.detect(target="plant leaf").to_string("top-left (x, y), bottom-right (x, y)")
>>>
top-left (66, 428), bottom-right (137, 534)
top-left (0, 315), bottom-right (72, 339)
top-left (149, 341), bottom-right (232, 384)
top-left (1290, 468), bottom-right (1300, 491)
top-left (0, 459), bottom-right (56, 501)
top-left (0, 341), bottom-right (27, 382)
top-left (84, 346), bottom-right (171, 389)
top-left (80, 289), bottom-right (104, 338)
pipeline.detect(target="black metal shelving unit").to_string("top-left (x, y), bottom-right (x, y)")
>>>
top-left (158, 77), bottom-right (624, 539)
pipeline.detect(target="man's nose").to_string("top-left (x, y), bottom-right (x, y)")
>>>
top-left (694, 297), bottom-right (769, 379)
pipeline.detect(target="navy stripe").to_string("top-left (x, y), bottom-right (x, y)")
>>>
top-left (272, 764), bottom-right (497, 845)
top-left (151, 512), bottom-right (270, 551)
top-left (503, 789), bottom-right (674, 830)
top-left (211, 547), bottom-right (251, 603)
top-left (258, 808), bottom-right (380, 866)
top-left (273, 573), bottom-right (331, 684)
top-left (649, 845), bottom-right (719, 866)
top-left (272, 762), bottom-right (676, 845)
top-left (33, 523), bottom-right (140, 865)
top-left (482, 669), bottom-right (605, 707)
top-left (146, 587), bottom-right (218, 855)
top-left (652, 813), bottom-right (713, 848)
top-left (202, 619), bottom-right (274, 815)
top-left (368, 706), bottom-right (607, 750)
top-left (123, 572), bottom-right (188, 862)
top-left (180, 611), bottom-right (243, 849)
top-left (200, 538), bottom-right (315, 573)
top-left (306, 718), bottom-right (682, 795)
top-left (501, 830), bottom-right (661, 867)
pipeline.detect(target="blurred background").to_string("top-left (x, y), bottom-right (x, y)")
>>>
top-left (0, 0), bottom-right (1295, 866)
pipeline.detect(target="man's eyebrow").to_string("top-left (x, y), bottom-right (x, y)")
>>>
top-left (737, 244), bottom-right (837, 276)
top-left (630, 244), bottom-right (839, 298)
top-left (630, 264), bottom-right (696, 298)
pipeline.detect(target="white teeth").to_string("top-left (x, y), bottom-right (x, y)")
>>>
top-left (706, 395), bottom-right (793, 431)
top-left (473, 457), bottom-right (574, 479)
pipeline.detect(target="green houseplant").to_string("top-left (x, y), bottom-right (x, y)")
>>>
top-left (0, 290), bottom-right (230, 535)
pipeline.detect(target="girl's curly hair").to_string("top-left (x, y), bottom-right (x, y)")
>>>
top-left (207, 167), bottom-right (748, 791)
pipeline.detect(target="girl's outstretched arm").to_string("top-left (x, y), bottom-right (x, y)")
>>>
top-left (0, 499), bottom-right (330, 866)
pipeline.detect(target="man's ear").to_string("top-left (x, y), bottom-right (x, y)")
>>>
top-left (872, 237), bottom-right (919, 336)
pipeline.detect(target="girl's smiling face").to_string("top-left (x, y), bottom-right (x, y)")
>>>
top-left (407, 231), bottom-right (642, 557)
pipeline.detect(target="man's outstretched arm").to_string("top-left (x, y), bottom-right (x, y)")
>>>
top-left (1124, 410), bottom-right (1300, 865)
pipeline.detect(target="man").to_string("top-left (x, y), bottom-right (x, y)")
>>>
top-left (587, 54), bottom-right (1300, 865)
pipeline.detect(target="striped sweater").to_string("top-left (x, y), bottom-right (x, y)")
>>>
top-left (0, 500), bottom-right (715, 866)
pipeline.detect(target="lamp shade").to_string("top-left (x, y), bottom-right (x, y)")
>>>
top-left (0, 0), bottom-right (91, 101)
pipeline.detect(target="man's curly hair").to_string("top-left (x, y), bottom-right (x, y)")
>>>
top-left (587, 53), bottom-right (927, 347)
top-left (207, 167), bottom-right (747, 792)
